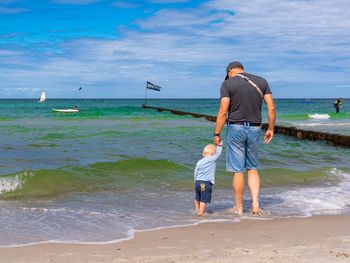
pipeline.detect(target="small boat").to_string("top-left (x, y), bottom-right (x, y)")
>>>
top-left (38, 92), bottom-right (46, 103)
top-left (52, 108), bottom-right (79, 113)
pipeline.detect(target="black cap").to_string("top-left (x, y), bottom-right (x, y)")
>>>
top-left (225, 61), bottom-right (244, 80)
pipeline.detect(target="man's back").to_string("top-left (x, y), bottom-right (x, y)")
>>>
top-left (220, 72), bottom-right (272, 123)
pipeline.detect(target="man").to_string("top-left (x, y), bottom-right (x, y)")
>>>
top-left (334, 98), bottom-right (343, 113)
top-left (214, 61), bottom-right (276, 216)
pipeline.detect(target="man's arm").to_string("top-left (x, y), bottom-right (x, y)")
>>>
top-left (214, 98), bottom-right (230, 145)
top-left (264, 94), bottom-right (276, 144)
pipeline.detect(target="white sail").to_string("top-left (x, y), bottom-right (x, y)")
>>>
top-left (39, 92), bottom-right (46, 103)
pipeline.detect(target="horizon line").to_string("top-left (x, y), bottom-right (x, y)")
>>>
top-left (0, 97), bottom-right (348, 100)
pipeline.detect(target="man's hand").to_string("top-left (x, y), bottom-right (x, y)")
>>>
top-left (214, 135), bottom-right (221, 145)
top-left (264, 94), bottom-right (276, 144)
top-left (214, 138), bottom-right (223, 146)
top-left (264, 129), bottom-right (274, 144)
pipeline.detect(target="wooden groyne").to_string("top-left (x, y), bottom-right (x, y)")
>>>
top-left (142, 104), bottom-right (350, 147)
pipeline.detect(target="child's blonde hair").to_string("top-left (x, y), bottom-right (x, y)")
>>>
top-left (203, 144), bottom-right (216, 157)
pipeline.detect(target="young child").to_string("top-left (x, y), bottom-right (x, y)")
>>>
top-left (194, 141), bottom-right (223, 216)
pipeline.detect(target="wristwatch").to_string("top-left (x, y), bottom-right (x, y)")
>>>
top-left (214, 133), bottom-right (220, 137)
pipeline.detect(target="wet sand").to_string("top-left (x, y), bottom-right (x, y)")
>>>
top-left (1, 215), bottom-right (349, 263)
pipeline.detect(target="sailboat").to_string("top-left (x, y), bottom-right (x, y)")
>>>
top-left (38, 92), bottom-right (46, 103)
top-left (52, 106), bottom-right (79, 113)
top-left (52, 108), bottom-right (79, 113)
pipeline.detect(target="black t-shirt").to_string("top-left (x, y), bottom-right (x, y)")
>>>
top-left (220, 72), bottom-right (272, 123)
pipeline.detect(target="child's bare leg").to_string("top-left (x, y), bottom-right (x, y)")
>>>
top-left (197, 202), bottom-right (207, 216)
top-left (194, 200), bottom-right (200, 212)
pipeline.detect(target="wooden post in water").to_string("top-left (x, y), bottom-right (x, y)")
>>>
top-left (142, 104), bottom-right (350, 147)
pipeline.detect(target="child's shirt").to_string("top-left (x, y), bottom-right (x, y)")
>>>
top-left (194, 145), bottom-right (222, 185)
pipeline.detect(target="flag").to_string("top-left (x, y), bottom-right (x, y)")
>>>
top-left (146, 81), bottom-right (161, 91)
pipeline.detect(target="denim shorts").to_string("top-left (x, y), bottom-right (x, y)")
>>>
top-left (226, 123), bottom-right (261, 173)
top-left (195, 180), bottom-right (213, 204)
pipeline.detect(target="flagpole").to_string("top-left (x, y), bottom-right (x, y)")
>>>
top-left (144, 81), bottom-right (161, 106)
top-left (144, 83), bottom-right (148, 106)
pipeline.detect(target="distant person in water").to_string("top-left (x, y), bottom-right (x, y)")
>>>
top-left (194, 141), bottom-right (223, 216)
top-left (334, 98), bottom-right (343, 113)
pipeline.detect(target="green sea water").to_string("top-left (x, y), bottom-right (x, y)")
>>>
top-left (0, 99), bottom-right (349, 246)
top-left (0, 99), bottom-right (349, 198)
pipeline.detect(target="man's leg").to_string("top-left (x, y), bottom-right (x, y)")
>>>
top-left (233, 172), bottom-right (244, 213)
top-left (247, 169), bottom-right (260, 213)
top-left (246, 126), bottom-right (262, 215)
top-left (227, 125), bottom-right (246, 214)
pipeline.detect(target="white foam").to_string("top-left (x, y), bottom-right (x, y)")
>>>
top-left (308, 113), bottom-right (330, 120)
top-left (0, 175), bottom-right (23, 194)
top-left (275, 169), bottom-right (350, 216)
top-left (1, 169), bottom-right (350, 248)
top-left (0, 229), bottom-right (137, 248)
top-left (0, 171), bottom-right (33, 194)
top-left (286, 121), bottom-right (350, 127)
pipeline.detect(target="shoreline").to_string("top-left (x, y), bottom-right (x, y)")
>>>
top-left (1, 215), bottom-right (349, 263)
top-left (0, 218), bottom-right (243, 248)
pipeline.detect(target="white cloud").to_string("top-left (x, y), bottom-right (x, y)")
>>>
top-left (0, 0), bottom-right (349, 98)
top-left (51, 0), bottom-right (99, 5)
top-left (0, 0), bottom-right (19, 3)
top-left (147, 0), bottom-right (189, 3)
top-left (134, 0), bottom-right (350, 92)
top-left (208, 0), bottom-right (350, 50)
top-left (112, 1), bottom-right (140, 9)
top-left (0, 6), bottom-right (29, 14)
top-left (138, 0), bottom-right (350, 54)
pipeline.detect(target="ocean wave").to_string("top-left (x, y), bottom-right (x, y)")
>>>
top-left (256, 167), bottom-right (346, 187)
top-left (0, 175), bottom-right (21, 194)
top-left (279, 112), bottom-right (350, 121)
top-left (285, 121), bottom-right (350, 127)
top-left (0, 158), bottom-right (190, 200)
top-left (0, 171), bottom-right (34, 194)
top-left (1, 160), bottom-right (344, 200)
top-left (1, 167), bottom-right (349, 247)
top-left (274, 168), bottom-right (350, 216)
top-left (308, 113), bottom-right (330, 120)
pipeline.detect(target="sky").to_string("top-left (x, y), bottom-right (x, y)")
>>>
top-left (0, 0), bottom-right (349, 98)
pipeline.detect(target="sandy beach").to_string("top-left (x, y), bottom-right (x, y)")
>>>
top-left (0, 215), bottom-right (349, 263)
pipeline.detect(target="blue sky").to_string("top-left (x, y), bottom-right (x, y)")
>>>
top-left (0, 0), bottom-right (349, 98)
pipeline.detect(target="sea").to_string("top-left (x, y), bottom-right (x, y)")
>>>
top-left (0, 98), bottom-right (349, 246)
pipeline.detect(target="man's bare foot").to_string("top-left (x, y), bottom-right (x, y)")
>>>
top-left (231, 206), bottom-right (243, 216)
top-left (197, 213), bottom-right (205, 217)
top-left (250, 207), bottom-right (263, 217)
